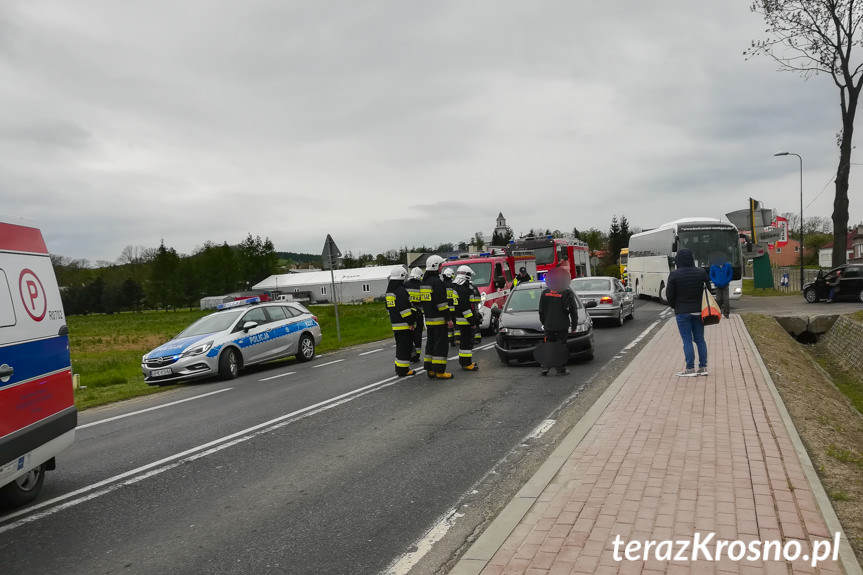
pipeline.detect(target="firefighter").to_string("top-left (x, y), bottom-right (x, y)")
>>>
top-left (385, 267), bottom-right (416, 377)
top-left (441, 267), bottom-right (458, 347)
top-left (453, 265), bottom-right (480, 371)
top-left (403, 267), bottom-right (424, 362)
top-left (421, 255), bottom-right (453, 379)
top-left (513, 266), bottom-right (533, 286)
top-left (469, 274), bottom-right (483, 346)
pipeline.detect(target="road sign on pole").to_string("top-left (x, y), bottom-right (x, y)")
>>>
top-left (321, 234), bottom-right (342, 342)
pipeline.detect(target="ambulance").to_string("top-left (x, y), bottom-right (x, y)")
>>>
top-left (440, 249), bottom-right (536, 333)
top-left (0, 214), bottom-right (76, 508)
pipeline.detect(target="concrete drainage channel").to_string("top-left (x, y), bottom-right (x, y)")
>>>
top-left (773, 314), bottom-right (840, 344)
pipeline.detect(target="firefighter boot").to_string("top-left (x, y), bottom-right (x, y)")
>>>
top-left (434, 372), bottom-right (454, 380)
top-left (462, 363), bottom-right (479, 371)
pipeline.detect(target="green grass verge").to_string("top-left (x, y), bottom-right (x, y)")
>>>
top-left (741, 278), bottom-right (797, 297)
top-left (849, 310), bottom-right (863, 323)
top-left (69, 303), bottom-right (392, 410)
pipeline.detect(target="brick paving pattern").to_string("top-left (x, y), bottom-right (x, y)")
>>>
top-left (477, 316), bottom-right (846, 575)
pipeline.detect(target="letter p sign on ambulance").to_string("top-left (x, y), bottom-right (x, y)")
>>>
top-left (19, 268), bottom-right (46, 321)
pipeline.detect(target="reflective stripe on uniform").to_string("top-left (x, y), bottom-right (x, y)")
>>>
top-left (392, 323), bottom-right (411, 331)
top-left (431, 357), bottom-right (448, 365)
top-left (437, 302), bottom-right (449, 311)
top-left (425, 319), bottom-right (445, 326)
top-left (395, 359), bottom-right (411, 368)
top-left (456, 319), bottom-right (471, 325)
top-left (400, 309), bottom-right (413, 318)
top-left (458, 351), bottom-right (472, 358)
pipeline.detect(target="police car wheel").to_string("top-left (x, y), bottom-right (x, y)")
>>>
top-left (0, 463), bottom-right (46, 508)
top-left (219, 348), bottom-right (240, 380)
top-left (296, 333), bottom-right (315, 362)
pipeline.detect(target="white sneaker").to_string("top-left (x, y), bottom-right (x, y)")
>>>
top-left (676, 368), bottom-right (698, 377)
top-left (697, 367), bottom-right (708, 376)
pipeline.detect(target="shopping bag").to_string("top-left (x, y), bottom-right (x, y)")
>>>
top-left (702, 287), bottom-right (721, 326)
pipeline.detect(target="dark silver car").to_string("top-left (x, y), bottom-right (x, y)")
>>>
top-left (494, 281), bottom-right (596, 365)
top-left (569, 277), bottom-right (634, 327)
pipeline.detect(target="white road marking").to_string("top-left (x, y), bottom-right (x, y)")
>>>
top-left (621, 320), bottom-right (661, 352)
top-left (0, 373), bottom-right (406, 533)
top-left (526, 419), bottom-right (556, 440)
top-left (383, 508), bottom-right (464, 575)
top-left (311, 359), bottom-right (346, 369)
top-left (259, 371), bottom-right (296, 382)
top-left (359, 348), bottom-right (385, 356)
top-left (76, 388), bottom-right (234, 430)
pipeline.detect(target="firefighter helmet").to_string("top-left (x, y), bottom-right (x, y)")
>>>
top-left (457, 265), bottom-right (473, 276)
top-left (410, 267), bottom-right (423, 280)
top-left (425, 255), bottom-right (445, 271)
top-left (389, 267), bottom-right (408, 281)
top-left (441, 267), bottom-right (455, 279)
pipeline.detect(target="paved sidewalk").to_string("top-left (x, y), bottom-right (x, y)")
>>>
top-left (450, 316), bottom-right (861, 575)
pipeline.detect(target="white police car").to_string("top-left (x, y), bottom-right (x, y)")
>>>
top-left (142, 298), bottom-right (322, 385)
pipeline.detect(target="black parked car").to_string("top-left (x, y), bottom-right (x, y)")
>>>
top-left (494, 281), bottom-right (596, 365)
top-left (803, 264), bottom-right (863, 303)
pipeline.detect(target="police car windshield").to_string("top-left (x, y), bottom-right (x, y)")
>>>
top-left (177, 310), bottom-right (243, 338)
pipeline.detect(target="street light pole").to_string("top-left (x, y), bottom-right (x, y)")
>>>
top-left (774, 152), bottom-right (804, 290)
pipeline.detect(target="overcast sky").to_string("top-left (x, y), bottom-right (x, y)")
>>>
top-left (1, 1), bottom-right (859, 263)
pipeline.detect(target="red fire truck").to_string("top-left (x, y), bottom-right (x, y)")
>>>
top-left (506, 236), bottom-right (591, 281)
top-left (439, 249), bottom-right (536, 333)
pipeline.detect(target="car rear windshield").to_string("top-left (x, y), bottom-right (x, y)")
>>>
top-left (570, 279), bottom-right (612, 292)
top-left (176, 310), bottom-right (243, 338)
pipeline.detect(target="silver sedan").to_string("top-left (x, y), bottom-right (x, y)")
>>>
top-left (570, 277), bottom-right (635, 327)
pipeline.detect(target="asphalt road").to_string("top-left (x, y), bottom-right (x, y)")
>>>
top-left (0, 299), bottom-right (672, 575)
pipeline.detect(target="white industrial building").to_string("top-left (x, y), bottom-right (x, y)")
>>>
top-left (253, 265), bottom-right (405, 304)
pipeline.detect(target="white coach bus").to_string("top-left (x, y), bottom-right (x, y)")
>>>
top-left (627, 218), bottom-right (744, 303)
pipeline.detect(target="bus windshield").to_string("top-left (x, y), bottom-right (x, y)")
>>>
top-left (678, 229), bottom-right (742, 269)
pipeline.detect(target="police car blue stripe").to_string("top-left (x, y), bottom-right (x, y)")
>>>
top-left (206, 319), bottom-right (319, 358)
top-left (0, 336), bottom-right (71, 390)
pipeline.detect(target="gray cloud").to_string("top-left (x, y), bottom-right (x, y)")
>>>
top-left (0, 0), bottom-right (858, 262)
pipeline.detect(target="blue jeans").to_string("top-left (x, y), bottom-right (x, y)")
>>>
top-left (675, 314), bottom-right (707, 369)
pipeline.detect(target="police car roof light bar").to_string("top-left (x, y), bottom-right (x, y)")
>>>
top-left (216, 296), bottom-right (261, 310)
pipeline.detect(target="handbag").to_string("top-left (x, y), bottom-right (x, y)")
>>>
top-left (702, 287), bottom-right (721, 326)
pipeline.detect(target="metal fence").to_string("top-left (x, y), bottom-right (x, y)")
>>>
top-left (744, 265), bottom-right (820, 291)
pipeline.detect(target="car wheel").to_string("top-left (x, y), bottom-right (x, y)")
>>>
top-left (218, 348), bottom-right (240, 380)
top-left (0, 463), bottom-right (46, 508)
top-left (659, 282), bottom-right (667, 305)
top-left (296, 333), bottom-right (316, 362)
top-left (859, 289), bottom-right (863, 304)
top-left (616, 308), bottom-right (625, 327)
top-left (804, 288), bottom-right (818, 303)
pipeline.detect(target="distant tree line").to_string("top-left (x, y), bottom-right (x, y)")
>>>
top-left (53, 234), bottom-right (299, 315)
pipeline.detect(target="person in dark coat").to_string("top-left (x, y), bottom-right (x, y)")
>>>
top-left (666, 248), bottom-right (711, 377)
top-left (538, 267), bottom-right (578, 376)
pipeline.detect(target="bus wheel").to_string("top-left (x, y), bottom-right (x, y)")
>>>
top-left (659, 282), bottom-right (668, 305)
top-left (0, 463), bottom-right (46, 509)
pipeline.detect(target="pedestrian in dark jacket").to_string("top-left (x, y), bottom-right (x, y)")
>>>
top-left (666, 248), bottom-right (710, 377)
top-left (538, 268), bottom-right (579, 376)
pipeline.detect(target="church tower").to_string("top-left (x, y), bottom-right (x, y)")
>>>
top-left (493, 212), bottom-right (508, 236)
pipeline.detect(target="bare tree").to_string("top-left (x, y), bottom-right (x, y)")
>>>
top-left (747, 0), bottom-right (862, 265)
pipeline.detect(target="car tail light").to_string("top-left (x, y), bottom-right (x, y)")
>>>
top-left (600, 297), bottom-right (613, 304)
